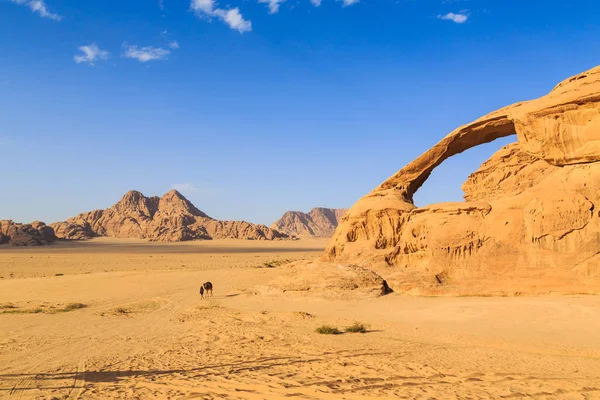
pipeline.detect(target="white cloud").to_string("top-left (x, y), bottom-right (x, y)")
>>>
top-left (73, 43), bottom-right (110, 66)
top-left (342, 0), bottom-right (359, 6)
top-left (437, 12), bottom-right (469, 24)
top-left (310, 0), bottom-right (321, 6)
top-left (191, 0), bottom-right (215, 14)
top-left (122, 44), bottom-right (170, 62)
top-left (9, 0), bottom-right (62, 20)
top-left (158, 0), bottom-right (164, 10)
top-left (214, 8), bottom-right (252, 32)
top-left (259, 0), bottom-right (285, 14)
top-left (191, 0), bottom-right (252, 33)
top-left (168, 40), bottom-right (180, 49)
top-left (172, 183), bottom-right (198, 193)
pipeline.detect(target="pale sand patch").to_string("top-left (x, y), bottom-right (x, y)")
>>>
top-left (0, 238), bottom-right (599, 399)
top-left (0, 237), bottom-right (328, 279)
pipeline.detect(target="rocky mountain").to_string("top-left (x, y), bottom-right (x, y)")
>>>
top-left (0, 220), bottom-right (57, 246)
top-left (321, 65), bottom-right (600, 295)
top-left (271, 208), bottom-right (347, 238)
top-left (51, 190), bottom-right (291, 242)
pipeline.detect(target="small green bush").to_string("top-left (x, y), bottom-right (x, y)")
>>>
top-left (62, 303), bottom-right (87, 311)
top-left (344, 322), bottom-right (368, 333)
top-left (0, 303), bottom-right (86, 314)
top-left (315, 325), bottom-right (342, 335)
top-left (3, 308), bottom-right (45, 314)
top-left (256, 259), bottom-right (291, 268)
top-left (0, 308), bottom-right (26, 314)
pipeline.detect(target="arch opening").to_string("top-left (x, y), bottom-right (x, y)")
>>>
top-left (412, 135), bottom-right (517, 208)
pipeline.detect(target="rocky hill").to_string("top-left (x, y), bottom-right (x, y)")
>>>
top-left (0, 220), bottom-right (57, 246)
top-left (271, 208), bottom-right (347, 238)
top-left (320, 65), bottom-right (600, 295)
top-left (51, 190), bottom-right (291, 242)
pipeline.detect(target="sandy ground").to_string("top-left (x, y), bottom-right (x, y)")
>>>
top-left (1, 239), bottom-right (600, 399)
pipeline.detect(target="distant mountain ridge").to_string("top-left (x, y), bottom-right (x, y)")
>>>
top-left (271, 208), bottom-right (347, 238)
top-left (51, 190), bottom-right (291, 242)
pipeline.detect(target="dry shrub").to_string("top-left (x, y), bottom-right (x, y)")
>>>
top-left (344, 322), bottom-right (368, 333)
top-left (315, 325), bottom-right (342, 335)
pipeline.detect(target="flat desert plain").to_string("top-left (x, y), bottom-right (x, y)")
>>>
top-left (1, 239), bottom-right (600, 399)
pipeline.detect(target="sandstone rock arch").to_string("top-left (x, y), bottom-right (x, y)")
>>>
top-left (378, 115), bottom-right (517, 204)
top-left (322, 65), bottom-right (600, 295)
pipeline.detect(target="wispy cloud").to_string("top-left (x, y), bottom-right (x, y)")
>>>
top-left (191, 0), bottom-right (214, 14)
top-left (168, 40), bottom-right (180, 49)
top-left (172, 183), bottom-right (198, 193)
top-left (9, 0), bottom-right (62, 20)
top-left (310, 0), bottom-right (321, 6)
top-left (122, 44), bottom-right (171, 62)
top-left (158, 0), bottom-right (164, 10)
top-left (190, 0), bottom-right (252, 33)
top-left (342, 0), bottom-right (359, 6)
top-left (259, 0), bottom-right (285, 14)
top-left (437, 12), bottom-right (469, 24)
top-left (73, 44), bottom-right (110, 66)
top-left (215, 8), bottom-right (252, 32)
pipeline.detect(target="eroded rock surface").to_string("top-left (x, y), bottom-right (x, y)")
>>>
top-left (271, 208), bottom-right (347, 238)
top-left (51, 190), bottom-right (291, 242)
top-left (322, 65), bottom-right (600, 295)
top-left (258, 260), bottom-right (391, 299)
top-left (0, 220), bottom-right (57, 246)
top-left (462, 143), bottom-right (552, 202)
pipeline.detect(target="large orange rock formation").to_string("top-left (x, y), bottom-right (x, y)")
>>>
top-left (271, 208), bottom-right (347, 238)
top-left (0, 220), bottom-right (57, 246)
top-left (322, 65), bottom-right (600, 295)
top-left (51, 190), bottom-right (291, 242)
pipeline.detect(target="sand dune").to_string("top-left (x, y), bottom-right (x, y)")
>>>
top-left (1, 239), bottom-right (599, 399)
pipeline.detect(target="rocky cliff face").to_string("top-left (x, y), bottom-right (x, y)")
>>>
top-left (322, 65), bottom-right (600, 295)
top-left (0, 220), bottom-right (57, 246)
top-left (271, 208), bottom-right (347, 238)
top-left (51, 190), bottom-right (291, 242)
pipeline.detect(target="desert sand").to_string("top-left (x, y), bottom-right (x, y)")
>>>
top-left (1, 239), bottom-right (599, 399)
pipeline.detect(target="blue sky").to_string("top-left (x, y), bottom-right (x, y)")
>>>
top-left (1, 0), bottom-right (599, 225)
